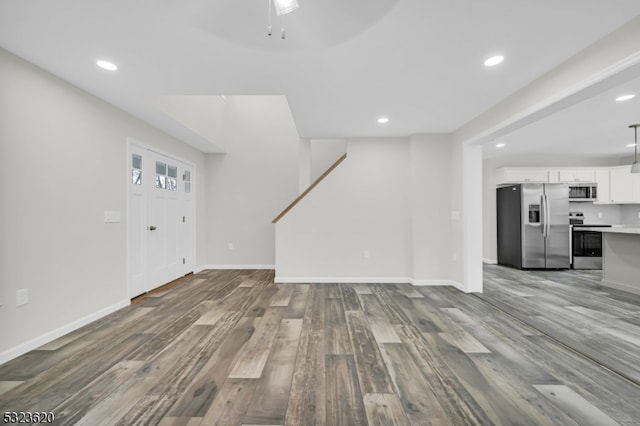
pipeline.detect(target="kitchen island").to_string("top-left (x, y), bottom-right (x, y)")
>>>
top-left (596, 227), bottom-right (640, 295)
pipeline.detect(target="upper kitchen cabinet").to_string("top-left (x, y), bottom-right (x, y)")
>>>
top-left (594, 169), bottom-right (611, 204)
top-left (608, 166), bottom-right (640, 204)
top-left (556, 169), bottom-right (596, 183)
top-left (495, 167), bottom-right (549, 185)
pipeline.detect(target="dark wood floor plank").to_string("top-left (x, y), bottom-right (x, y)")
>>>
top-left (393, 323), bottom-right (492, 425)
top-left (66, 325), bottom-right (210, 424)
top-left (324, 355), bottom-right (367, 425)
top-left (166, 316), bottom-right (259, 418)
top-left (284, 286), bottom-right (326, 426)
top-left (345, 310), bottom-right (395, 394)
top-left (379, 343), bottom-right (449, 425)
top-left (243, 318), bottom-right (303, 425)
top-left (324, 298), bottom-right (352, 354)
top-left (339, 284), bottom-right (362, 311)
top-left (0, 332), bottom-right (153, 413)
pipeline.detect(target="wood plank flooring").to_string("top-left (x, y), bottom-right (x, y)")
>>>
top-left (1, 268), bottom-right (640, 425)
top-left (481, 264), bottom-right (640, 387)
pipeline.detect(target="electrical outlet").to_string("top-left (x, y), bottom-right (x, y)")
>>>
top-left (228, 243), bottom-right (234, 251)
top-left (452, 252), bottom-right (457, 261)
top-left (16, 288), bottom-right (28, 306)
top-left (597, 212), bottom-right (603, 219)
top-left (363, 250), bottom-right (370, 259)
top-left (637, 211), bottom-right (640, 219)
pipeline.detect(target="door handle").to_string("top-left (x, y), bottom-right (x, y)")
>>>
top-left (149, 225), bottom-right (157, 231)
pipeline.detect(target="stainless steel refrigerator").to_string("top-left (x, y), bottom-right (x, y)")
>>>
top-left (497, 183), bottom-right (570, 269)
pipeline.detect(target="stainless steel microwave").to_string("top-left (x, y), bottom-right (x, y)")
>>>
top-left (569, 183), bottom-right (597, 201)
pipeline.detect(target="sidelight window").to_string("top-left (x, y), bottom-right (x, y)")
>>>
top-left (184, 170), bottom-right (191, 193)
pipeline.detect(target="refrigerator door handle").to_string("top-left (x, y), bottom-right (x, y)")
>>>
top-left (540, 195), bottom-right (546, 236)
top-left (545, 194), bottom-right (551, 238)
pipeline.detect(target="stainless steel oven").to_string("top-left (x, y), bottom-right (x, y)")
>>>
top-left (571, 224), bottom-right (611, 269)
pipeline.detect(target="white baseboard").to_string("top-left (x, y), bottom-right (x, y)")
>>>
top-left (411, 279), bottom-right (466, 291)
top-left (483, 258), bottom-right (498, 264)
top-left (0, 299), bottom-right (130, 365)
top-left (196, 265), bottom-right (275, 273)
top-left (411, 279), bottom-right (456, 286)
top-left (274, 276), bottom-right (413, 284)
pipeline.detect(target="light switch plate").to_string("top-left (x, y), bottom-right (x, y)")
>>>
top-left (16, 288), bottom-right (28, 306)
top-left (104, 210), bottom-right (121, 223)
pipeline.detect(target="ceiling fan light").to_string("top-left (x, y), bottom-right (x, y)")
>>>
top-left (273, 0), bottom-right (299, 16)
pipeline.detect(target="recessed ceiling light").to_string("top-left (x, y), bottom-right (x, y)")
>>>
top-left (96, 60), bottom-right (118, 71)
top-left (496, 143), bottom-right (505, 148)
top-left (627, 143), bottom-right (637, 148)
top-left (377, 117), bottom-right (389, 124)
top-left (484, 55), bottom-right (504, 67)
top-left (616, 94), bottom-right (635, 102)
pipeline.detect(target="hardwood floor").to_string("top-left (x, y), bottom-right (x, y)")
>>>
top-left (481, 263), bottom-right (640, 387)
top-left (1, 268), bottom-right (639, 425)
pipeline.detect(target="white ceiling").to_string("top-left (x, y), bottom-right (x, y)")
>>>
top-left (484, 72), bottom-right (640, 161)
top-left (1, 0), bottom-right (640, 155)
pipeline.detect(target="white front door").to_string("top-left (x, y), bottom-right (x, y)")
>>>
top-left (128, 145), bottom-right (147, 298)
top-left (127, 143), bottom-right (195, 298)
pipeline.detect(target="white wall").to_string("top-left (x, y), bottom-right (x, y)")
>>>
top-left (621, 204), bottom-right (640, 225)
top-left (409, 134), bottom-right (453, 283)
top-left (0, 48), bottom-right (206, 361)
top-left (275, 135), bottom-right (461, 285)
top-left (203, 96), bottom-right (299, 267)
top-left (310, 139), bottom-right (347, 182)
top-left (275, 137), bottom-right (413, 281)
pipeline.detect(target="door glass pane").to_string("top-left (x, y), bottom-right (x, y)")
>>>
top-left (132, 169), bottom-right (142, 185)
top-left (155, 174), bottom-right (166, 189)
top-left (168, 177), bottom-right (177, 191)
top-left (132, 154), bottom-right (142, 170)
top-left (185, 182), bottom-right (191, 193)
top-left (184, 170), bottom-right (191, 182)
top-left (168, 165), bottom-right (178, 178)
top-left (156, 161), bottom-right (167, 175)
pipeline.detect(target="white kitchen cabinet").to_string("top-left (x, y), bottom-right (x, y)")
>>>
top-left (495, 168), bottom-right (549, 185)
top-left (594, 169), bottom-right (611, 204)
top-left (609, 167), bottom-right (637, 204)
top-left (557, 169), bottom-right (596, 183)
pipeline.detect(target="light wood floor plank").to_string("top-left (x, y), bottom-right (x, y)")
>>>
top-left (243, 319), bottom-right (303, 425)
top-left (228, 308), bottom-right (283, 379)
top-left (199, 378), bottom-right (259, 426)
top-left (533, 385), bottom-right (620, 426)
top-left (363, 393), bottom-right (410, 426)
top-left (379, 343), bottom-right (450, 425)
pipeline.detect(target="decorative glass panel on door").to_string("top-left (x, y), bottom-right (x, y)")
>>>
top-left (184, 170), bottom-right (191, 193)
top-left (167, 165), bottom-right (178, 191)
top-left (155, 161), bottom-right (167, 189)
top-left (132, 154), bottom-right (142, 185)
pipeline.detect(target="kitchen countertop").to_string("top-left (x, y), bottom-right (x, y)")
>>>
top-left (595, 227), bottom-right (640, 234)
top-left (572, 225), bottom-right (640, 234)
